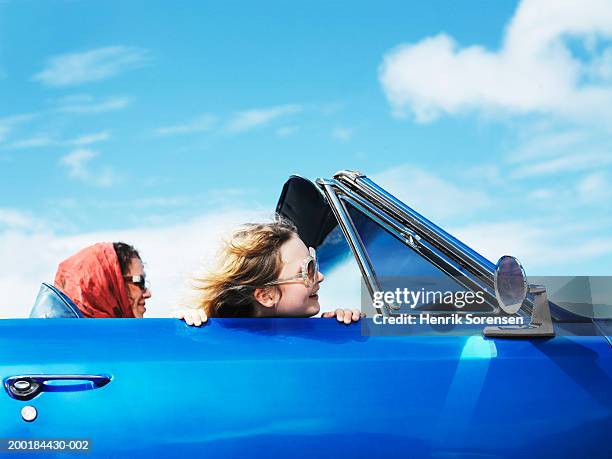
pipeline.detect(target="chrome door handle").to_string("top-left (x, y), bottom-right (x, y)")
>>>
top-left (4, 374), bottom-right (111, 401)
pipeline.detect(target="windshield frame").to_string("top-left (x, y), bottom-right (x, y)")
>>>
top-left (341, 194), bottom-right (500, 314)
top-left (317, 172), bottom-right (531, 319)
top-left (318, 177), bottom-right (501, 316)
top-left (316, 171), bottom-right (595, 323)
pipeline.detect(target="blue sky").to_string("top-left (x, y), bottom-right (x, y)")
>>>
top-left (0, 0), bottom-right (516, 228)
top-left (1, 0), bottom-right (611, 316)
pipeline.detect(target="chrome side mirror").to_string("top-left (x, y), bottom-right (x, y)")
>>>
top-left (494, 255), bottom-right (528, 315)
top-left (484, 256), bottom-right (554, 337)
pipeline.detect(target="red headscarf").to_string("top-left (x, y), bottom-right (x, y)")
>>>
top-left (54, 242), bottom-right (134, 318)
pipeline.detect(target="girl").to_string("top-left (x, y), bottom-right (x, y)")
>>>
top-left (176, 218), bottom-right (361, 326)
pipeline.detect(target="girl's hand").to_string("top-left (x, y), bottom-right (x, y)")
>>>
top-left (173, 308), bottom-right (208, 327)
top-left (322, 308), bottom-right (364, 324)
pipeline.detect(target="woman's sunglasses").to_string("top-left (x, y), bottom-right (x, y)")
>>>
top-left (264, 247), bottom-right (318, 288)
top-left (123, 275), bottom-right (150, 291)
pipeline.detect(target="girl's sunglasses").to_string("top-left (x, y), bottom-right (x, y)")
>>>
top-left (264, 247), bottom-right (318, 288)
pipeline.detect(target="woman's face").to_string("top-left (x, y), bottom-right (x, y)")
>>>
top-left (125, 257), bottom-right (152, 318)
top-left (273, 234), bottom-right (324, 317)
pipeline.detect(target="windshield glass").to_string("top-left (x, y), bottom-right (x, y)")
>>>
top-left (345, 201), bottom-right (493, 314)
top-left (316, 224), bottom-right (363, 312)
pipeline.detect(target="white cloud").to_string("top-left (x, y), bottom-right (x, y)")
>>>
top-left (155, 114), bottom-right (217, 136)
top-left (511, 151), bottom-right (612, 178)
top-left (60, 149), bottom-right (96, 178)
top-left (332, 127), bottom-right (353, 142)
top-left (577, 171), bottom-right (612, 201)
top-left (33, 46), bottom-right (150, 87)
top-left (0, 101), bottom-right (119, 147)
top-left (511, 169), bottom-right (612, 206)
top-left (102, 196), bottom-right (192, 209)
top-left (156, 105), bottom-right (302, 136)
top-left (59, 149), bottom-right (117, 187)
top-left (0, 208), bottom-right (38, 230)
top-left (586, 47), bottom-right (612, 80)
top-left (506, 130), bottom-right (590, 163)
top-left (528, 188), bottom-right (555, 200)
top-left (368, 164), bottom-right (612, 274)
top-left (451, 219), bottom-right (612, 274)
top-left (7, 131), bottom-right (110, 149)
top-left (276, 126), bottom-right (299, 138)
top-left (379, 0), bottom-right (612, 122)
top-left (460, 164), bottom-right (503, 186)
top-left (373, 164), bottom-right (492, 221)
top-left (0, 113), bottom-right (37, 143)
top-left (54, 94), bottom-right (131, 114)
top-left (0, 209), bottom-right (268, 318)
top-left (0, 127), bottom-right (8, 144)
top-left (67, 131), bottom-right (110, 146)
top-left (226, 104), bottom-right (302, 132)
top-left (9, 136), bottom-right (55, 149)
top-left (319, 102), bottom-right (345, 115)
top-left (501, 124), bottom-right (612, 180)
top-left (317, 254), bottom-right (363, 312)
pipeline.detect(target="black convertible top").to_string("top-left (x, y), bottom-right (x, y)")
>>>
top-left (275, 175), bottom-right (337, 248)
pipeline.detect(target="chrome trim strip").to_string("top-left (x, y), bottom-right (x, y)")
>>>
top-left (318, 180), bottom-right (387, 315)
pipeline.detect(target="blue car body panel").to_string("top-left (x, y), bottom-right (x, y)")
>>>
top-left (1, 318), bottom-right (610, 458)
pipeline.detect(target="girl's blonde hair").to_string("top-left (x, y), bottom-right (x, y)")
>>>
top-left (194, 217), bottom-right (298, 317)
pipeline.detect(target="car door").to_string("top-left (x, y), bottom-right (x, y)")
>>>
top-left (2, 317), bottom-right (611, 458)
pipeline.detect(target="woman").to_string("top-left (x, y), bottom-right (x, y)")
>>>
top-left (176, 218), bottom-right (361, 326)
top-left (53, 242), bottom-right (152, 318)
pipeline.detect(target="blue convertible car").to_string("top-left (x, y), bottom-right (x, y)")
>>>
top-left (1, 171), bottom-right (611, 458)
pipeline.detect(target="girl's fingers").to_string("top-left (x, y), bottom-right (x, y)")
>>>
top-left (185, 312), bottom-right (194, 326)
top-left (343, 310), bottom-right (352, 324)
top-left (173, 308), bottom-right (207, 327)
top-left (178, 306), bottom-right (360, 325)
top-left (192, 312), bottom-right (202, 327)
